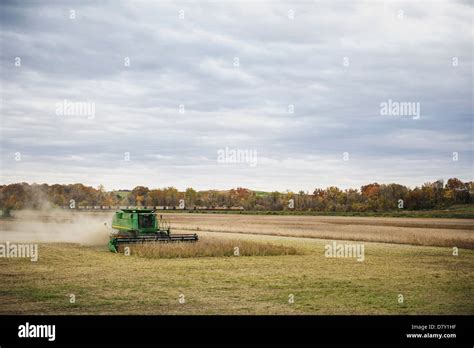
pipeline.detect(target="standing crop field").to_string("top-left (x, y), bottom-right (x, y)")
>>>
top-left (166, 213), bottom-right (474, 248)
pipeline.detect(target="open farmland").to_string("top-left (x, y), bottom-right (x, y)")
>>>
top-left (0, 210), bottom-right (473, 315)
top-left (167, 213), bottom-right (474, 249)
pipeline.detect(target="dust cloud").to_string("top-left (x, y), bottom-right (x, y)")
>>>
top-left (0, 210), bottom-right (113, 246)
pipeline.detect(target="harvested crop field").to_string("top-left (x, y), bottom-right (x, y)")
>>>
top-left (0, 210), bottom-right (473, 315)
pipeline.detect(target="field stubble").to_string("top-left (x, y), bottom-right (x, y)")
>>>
top-left (0, 211), bottom-right (472, 314)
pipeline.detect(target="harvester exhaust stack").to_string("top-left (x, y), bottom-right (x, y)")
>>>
top-left (108, 209), bottom-right (198, 252)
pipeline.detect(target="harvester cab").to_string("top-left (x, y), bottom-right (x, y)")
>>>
top-left (108, 209), bottom-right (198, 253)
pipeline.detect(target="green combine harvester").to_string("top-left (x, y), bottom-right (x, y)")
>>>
top-left (108, 209), bottom-right (198, 253)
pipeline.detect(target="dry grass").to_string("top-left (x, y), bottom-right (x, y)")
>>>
top-left (124, 237), bottom-right (300, 259)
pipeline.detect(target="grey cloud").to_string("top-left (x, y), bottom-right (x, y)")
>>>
top-left (0, 0), bottom-right (472, 191)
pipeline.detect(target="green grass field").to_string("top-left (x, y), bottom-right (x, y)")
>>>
top-left (1, 231), bottom-right (472, 315)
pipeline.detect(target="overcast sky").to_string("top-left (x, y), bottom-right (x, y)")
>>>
top-left (0, 0), bottom-right (472, 192)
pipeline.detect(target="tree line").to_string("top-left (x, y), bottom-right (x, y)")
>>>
top-left (0, 178), bottom-right (472, 212)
